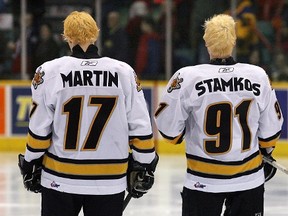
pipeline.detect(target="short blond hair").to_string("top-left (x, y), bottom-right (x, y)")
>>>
top-left (63, 11), bottom-right (100, 44)
top-left (203, 14), bottom-right (236, 58)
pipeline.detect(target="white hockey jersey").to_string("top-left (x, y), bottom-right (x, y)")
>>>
top-left (155, 62), bottom-right (283, 193)
top-left (25, 45), bottom-right (155, 195)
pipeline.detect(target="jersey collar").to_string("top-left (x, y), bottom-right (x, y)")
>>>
top-left (209, 57), bottom-right (236, 65)
top-left (71, 44), bottom-right (101, 59)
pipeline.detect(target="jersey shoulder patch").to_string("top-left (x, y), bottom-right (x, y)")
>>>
top-left (133, 72), bottom-right (142, 92)
top-left (167, 73), bottom-right (183, 93)
top-left (32, 67), bottom-right (45, 90)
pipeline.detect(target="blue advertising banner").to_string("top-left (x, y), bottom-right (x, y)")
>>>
top-left (143, 87), bottom-right (153, 116)
top-left (1, 81), bottom-right (288, 155)
top-left (276, 89), bottom-right (288, 139)
top-left (11, 87), bottom-right (31, 135)
top-left (4, 82), bottom-right (288, 141)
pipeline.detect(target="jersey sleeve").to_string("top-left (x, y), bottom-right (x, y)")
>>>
top-left (25, 66), bottom-right (53, 162)
top-left (126, 71), bottom-right (156, 164)
top-left (258, 86), bottom-right (283, 149)
top-left (154, 72), bottom-right (187, 144)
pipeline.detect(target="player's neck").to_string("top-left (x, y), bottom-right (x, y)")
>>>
top-left (209, 56), bottom-right (236, 65)
top-left (77, 43), bottom-right (93, 52)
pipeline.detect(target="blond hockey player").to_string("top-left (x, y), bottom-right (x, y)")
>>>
top-left (18, 11), bottom-right (158, 216)
top-left (155, 14), bottom-right (283, 216)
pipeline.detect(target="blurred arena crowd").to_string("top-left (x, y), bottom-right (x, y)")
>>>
top-left (0, 0), bottom-right (288, 81)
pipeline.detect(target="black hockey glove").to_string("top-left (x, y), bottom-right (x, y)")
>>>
top-left (127, 153), bottom-right (159, 198)
top-left (18, 154), bottom-right (43, 193)
top-left (260, 148), bottom-right (277, 182)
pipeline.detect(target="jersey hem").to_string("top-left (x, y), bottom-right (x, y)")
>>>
top-left (41, 173), bottom-right (127, 195)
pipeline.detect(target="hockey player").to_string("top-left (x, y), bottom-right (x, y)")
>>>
top-left (18, 11), bottom-right (158, 216)
top-left (154, 14), bottom-right (283, 216)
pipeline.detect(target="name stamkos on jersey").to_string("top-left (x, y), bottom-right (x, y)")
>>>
top-left (195, 77), bottom-right (261, 97)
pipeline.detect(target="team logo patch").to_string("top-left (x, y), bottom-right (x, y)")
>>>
top-left (167, 73), bottom-right (183, 93)
top-left (133, 72), bottom-right (142, 92)
top-left (32, 67), bottom-right (45, 90)
top-left (51, 181), bottom-right (60, 188)
top-left (194, 182), bottom-right (206, 189)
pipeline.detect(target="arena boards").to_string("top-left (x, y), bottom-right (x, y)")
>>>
top-left (1, 80), bottom-right (288, 158)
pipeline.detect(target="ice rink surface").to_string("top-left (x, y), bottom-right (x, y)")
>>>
top-left (0, 153), bottom-right (287, 216)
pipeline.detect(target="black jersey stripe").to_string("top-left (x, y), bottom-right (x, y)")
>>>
top-left (130, 145), bottom-right (155, 153)
top-left (45, 151), bottom-right (129, 164)
top-left (186, 151), bottom-right (263, 178)
top-left (258, 130), bottom-right (281, 142)
top-left (186, 151), bottom-right (260, 166)
top-left (129, 134), bottom-right (153, 140)
top-left (26, 143), bottom-right (47, 153)
top-left (258, 130), bottom-right (281, 148)
top-left (159, 130), bottom-right (185, 144)
top-left (43, 153), bottom-right (128, 178)
top-left (187, 164), bottom-right (263, 179)
top-left (129, 137), bottom-right (155, 152)
top-left (28, 129), bottom-right (52, 140)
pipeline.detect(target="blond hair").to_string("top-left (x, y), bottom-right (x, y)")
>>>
top-left (63, 11), bottom-right (100, 44)
top-left (203, 14), bottom-right (236, 58)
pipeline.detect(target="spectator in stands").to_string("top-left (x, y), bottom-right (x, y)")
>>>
top-left (33, 22), bottom-right (60, 75)
top-left (0, 31), bottom-right (14, 78)
top-left (126, 0), bottom-right (149, 68)
top-left (234, 0), bottom-right (259, 64)
top-left (135, 16), bottom-right (162, 80)
top-left (7, 13), bottom-right (38, 79)
top-left (190, 0), bottom-right (230, 64)
top-left (102, 11), bottom-right (129, 62)
top-left (256, 0), bottom-right (284, 48)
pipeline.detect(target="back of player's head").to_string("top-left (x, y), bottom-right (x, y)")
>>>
top-left (63, 11), bottom-right (100, 45)
top-left (203, 14), bottom-right (236, 58)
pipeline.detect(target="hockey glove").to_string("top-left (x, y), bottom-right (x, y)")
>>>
top-left (127, 153), bottom-right (159, 198)
top-left (260, 148), bottom-right (277, 182)
top-left (18, 154), bottom-right (43, 193)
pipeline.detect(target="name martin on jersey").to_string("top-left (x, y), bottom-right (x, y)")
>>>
top-left (61, 70), bottom-right (118, 88)
top-left (195, 77), bottom-right (261, 96)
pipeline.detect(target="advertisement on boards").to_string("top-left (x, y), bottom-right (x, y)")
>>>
top-left (11, 87), bottom-right (31, 135)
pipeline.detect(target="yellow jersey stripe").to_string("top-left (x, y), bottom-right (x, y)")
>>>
top-left (258, 130), bottom-right (281, 148)
top-left (27, 133), bottom-right (51, 150)
top-left (130, 138), bottom-right (154, 150)
top-left (259, 135), bottom-right (280, 148)
top-left (43, 154), bottom-right (128, 176)
top-left (187, 153), bottom-right (262, 176)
